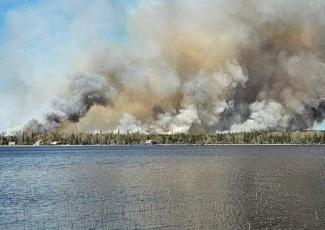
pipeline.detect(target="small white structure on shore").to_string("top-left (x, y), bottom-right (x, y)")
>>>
top-left (145, 139), bottom-right (158, 145)
top-left (8, 141), bottom-right (16, 146)
top-left (34, 140), bottom-right (42, 146)
top-left (51, 141), bottom-right (60, 145)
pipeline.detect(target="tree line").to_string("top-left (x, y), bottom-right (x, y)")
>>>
top-left (1, 131), bottom-right (325, 145)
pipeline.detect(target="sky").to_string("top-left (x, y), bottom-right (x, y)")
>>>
top-left (0, 0), bottom-right (324, 133)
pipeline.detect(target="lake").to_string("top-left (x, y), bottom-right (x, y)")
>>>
top-left (0, 145), bottom-right (324, 229)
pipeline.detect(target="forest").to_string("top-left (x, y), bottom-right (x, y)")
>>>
top-left (1, 131), bottom-right (325, 145)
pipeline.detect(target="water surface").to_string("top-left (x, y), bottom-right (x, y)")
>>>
top-left (0, 145), bottom-right (324, 229)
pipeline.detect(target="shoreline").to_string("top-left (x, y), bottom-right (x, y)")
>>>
top-left (1, 143), bottom-right (325, 147)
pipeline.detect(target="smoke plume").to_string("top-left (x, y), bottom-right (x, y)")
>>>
top-left (5, 0), bottom-right (325, 134)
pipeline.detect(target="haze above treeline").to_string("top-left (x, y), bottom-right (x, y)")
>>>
top-left (1, 131), bottom-right (324, 145)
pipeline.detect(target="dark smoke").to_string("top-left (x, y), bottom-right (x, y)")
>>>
top-left (24, 74), bottom-right (114, 133)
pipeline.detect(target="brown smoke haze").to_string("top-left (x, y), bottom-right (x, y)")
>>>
top-left (22, 0), bottom-right (325, 134)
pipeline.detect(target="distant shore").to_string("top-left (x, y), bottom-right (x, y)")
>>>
top-left (1, 143), bottom-right (325, 147)
top-left (1, 131), bottom-right (325, 145)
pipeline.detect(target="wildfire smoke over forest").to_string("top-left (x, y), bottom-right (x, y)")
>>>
top-left (3, 0), bottom-right (325, 134)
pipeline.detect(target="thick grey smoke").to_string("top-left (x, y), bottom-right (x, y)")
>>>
top-left (21, 0), bottom-right (325, 133)
top-left (24, 74), bottom-right (115, 132)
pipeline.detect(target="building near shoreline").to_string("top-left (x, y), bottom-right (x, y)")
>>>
top-left (145, 140), bottom-right (158, 145)
top-left (34, 140), bottom-right (42, 146)
top-left (50, 141), bottom-right (62, 145)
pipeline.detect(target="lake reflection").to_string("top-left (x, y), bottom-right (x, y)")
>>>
top-left (0, 145), bottom-right (325, 229)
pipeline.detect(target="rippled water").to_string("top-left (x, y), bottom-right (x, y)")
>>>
top-left (0, 145), bottom-right (325, 229)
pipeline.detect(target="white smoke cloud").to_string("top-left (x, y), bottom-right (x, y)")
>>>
top-left (115, 113), bottom-right (143, 134)
top-left (230, 101), bottom-right (290, 132)
top-left (154, 105), bottom-right (200, 134)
